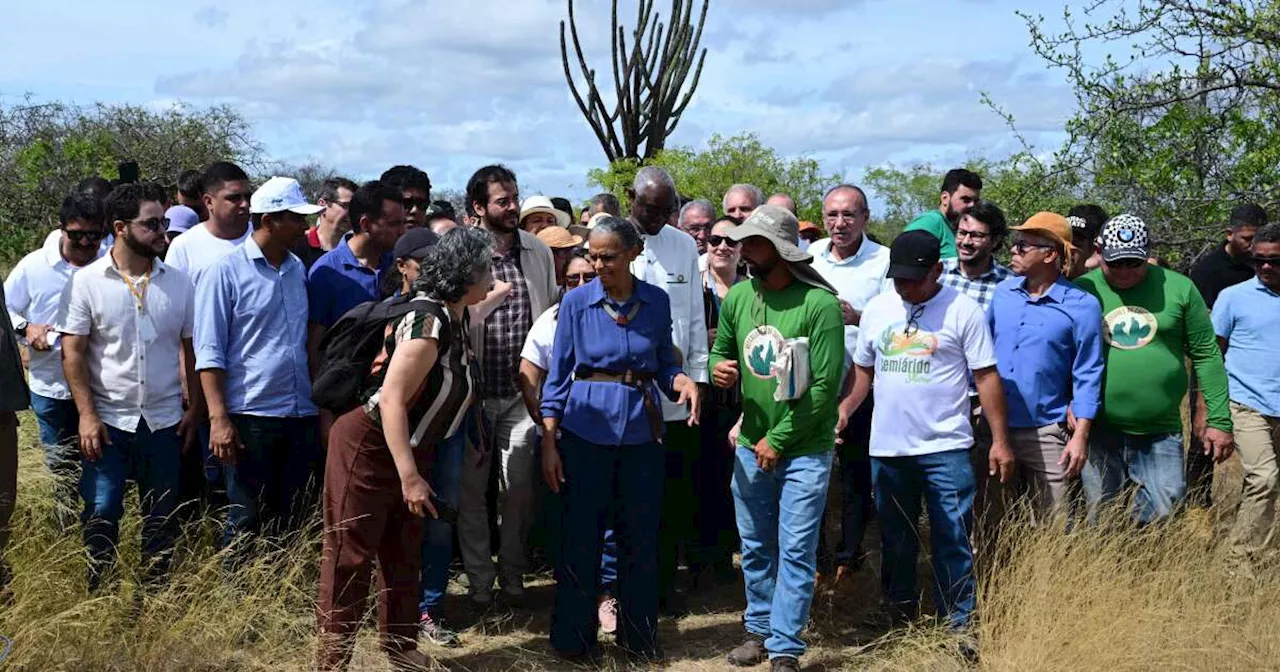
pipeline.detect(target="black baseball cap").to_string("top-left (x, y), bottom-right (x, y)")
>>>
top-left (887, 230), bottom-right (942, 280)
top-left (392, 227), bottom-right (440, 260)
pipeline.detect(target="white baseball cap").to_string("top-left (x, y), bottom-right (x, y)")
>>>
top-left (250, 176), bottom-right (325, 215)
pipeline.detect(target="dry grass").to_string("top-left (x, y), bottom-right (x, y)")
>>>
top-left (1, 414), bottom-right (1277, 671)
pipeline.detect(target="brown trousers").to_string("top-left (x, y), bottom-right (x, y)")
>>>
top-left (0, 411), bottom-right (17, 579)
top-left (315, 408), bottom-right (433, 670)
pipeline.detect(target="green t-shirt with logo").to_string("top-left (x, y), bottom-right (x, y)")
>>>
top-left (708, 277), bottom-right (844, 458)
top-left (1076, 266), bottom-right (1231, 435)
top-left (903, 210), bottom-right (958, 259)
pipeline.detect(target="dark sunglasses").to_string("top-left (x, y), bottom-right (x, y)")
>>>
top-left (130, 217), bottom-right (169, 232)
top-left (566, 272), bottom-right (598, 287)
top-left (1107, 257), bottom-right (1146, 269)
top-left (63, 229), bottom-right (106, 243)
top-left (401, 197), bottom-right (430, 211)
top-left (708, 234), bottom-right (739, 248)
top-left (1252, 256), bottom-right (1280, 268)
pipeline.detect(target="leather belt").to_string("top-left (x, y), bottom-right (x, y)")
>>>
top-left (576, 367), bottom-right (665, 444)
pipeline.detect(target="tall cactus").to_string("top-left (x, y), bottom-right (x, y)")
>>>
top-left (560, 0), bottom-right (709, 162)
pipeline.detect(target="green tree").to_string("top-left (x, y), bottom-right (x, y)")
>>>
top-left (586, 132), bottom-right (839, 224)
top-left (1015, 0), bottom-right (1280, 267)
top-left (0, 99), bottom-right (262, 262)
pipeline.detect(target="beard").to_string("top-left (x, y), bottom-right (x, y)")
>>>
top-left (122, 229), bottom-right (159, 260)
top-left (484, 206), bottom-right (518, 233)
top-left (746, 257), bottom-right (777, 278)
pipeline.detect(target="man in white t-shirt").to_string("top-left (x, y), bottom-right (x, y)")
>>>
top-left (164, 161), bottom-right (253, 286)
top-left (838, 230), bottom-right (1013, 634)
top-left (161, 161), bottom-right (252, 507)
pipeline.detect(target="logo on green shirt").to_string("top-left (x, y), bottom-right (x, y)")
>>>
top-left (744, 325), bottom-right (785, 379)
top-left (1103, 306), bottom-right (1158, 350)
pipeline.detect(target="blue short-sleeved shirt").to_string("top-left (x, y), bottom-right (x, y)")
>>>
top-left (307, 233), bottom-right (393, 328)
top-left (1212, 277), bottom-right (1280, 417)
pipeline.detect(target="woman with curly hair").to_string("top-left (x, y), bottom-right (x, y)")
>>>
top-left (315, 226), bottom-right (494, 670)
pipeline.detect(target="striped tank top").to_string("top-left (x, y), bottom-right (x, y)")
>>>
top-left (362, 295), bottom-right (476, 448)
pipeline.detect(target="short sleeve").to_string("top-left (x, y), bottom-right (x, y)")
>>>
top-left (521, 308), bottom-right (556, 370)
top-left (852, 303), bottom-right (877, 368)
top-left (395, 309), bottom-right (442, 345)
top-left (1210, 291), bottom-right (1234, 339)
top-left (58, 274), bottom-right (92, 336)
top-left (960, 302), bottom-right (997, 370)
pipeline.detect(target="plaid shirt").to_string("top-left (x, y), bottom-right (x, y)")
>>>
top-left (940, 258), bottom-right (1015, 312)
top-left (481, 246), bottom-right (532, 399)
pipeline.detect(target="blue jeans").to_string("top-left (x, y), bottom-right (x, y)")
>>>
top-left (1081, 427), bottom-right (1185, 525)
top-left (552, 430), bottom-right (664, 657)
top-left (29, 392), bottom-right (79, 529)
top-left (222, 415), bottom-right (321, 557)
top-left (418, 430), bottom-right (466, 615)
top-left (80, 418), bottom-right (180, 591)
top-left (732, 446), bottom-right (833, 659)
top-left (873, 449), bottom-right (976, 629)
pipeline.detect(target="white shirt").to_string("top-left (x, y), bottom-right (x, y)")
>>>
top-left (808, 235), bottom-right (891, 365)
top-left (4, 233), bottom-right (104, 398)
top-left (521, 304), bottom-right (559, 371)
top-left (631, 224), bottom-right (709, 421)
top-left (164, 222), bottom-right (251, 287)
top-left (854, 285), bottom-right (995, 458)
top-left (57, 253), bottom-right (195, 432)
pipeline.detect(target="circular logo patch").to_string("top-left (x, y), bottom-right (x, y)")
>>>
top-left (743, 326), bottom-right (785, 379)
top-left (1103, 306), bottom-right (1158, 350)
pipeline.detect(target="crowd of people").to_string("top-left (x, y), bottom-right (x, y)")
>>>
top-left (0, 159), bottom-right (1276, 671)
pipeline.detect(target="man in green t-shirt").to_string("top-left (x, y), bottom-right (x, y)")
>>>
top-left (709, 205), bottom-right (843, 672)
top-left (1075, 214), bottom-right (1234, 524)
top-left (901, 168), bottom-right (983, 260)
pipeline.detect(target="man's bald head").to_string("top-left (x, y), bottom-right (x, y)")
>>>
top-left (766, 192), bottom-right (796, 214)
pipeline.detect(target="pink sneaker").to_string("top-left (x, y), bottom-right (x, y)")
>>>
top-left (597, 595), bottom-right (618, 634)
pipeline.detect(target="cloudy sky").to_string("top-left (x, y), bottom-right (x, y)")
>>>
top-left (2, 0), bottom-right (1082, 204)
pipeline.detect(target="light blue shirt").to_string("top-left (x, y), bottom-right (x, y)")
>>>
top-left (988, 276), bottom-right (1105, 428)
top-left (1212, 277), bottom-right (1280, 417)
top-left (194, 236), bottom-right (317, 418)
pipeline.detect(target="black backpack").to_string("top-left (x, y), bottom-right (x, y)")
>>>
top-left (312, 294), bottom-right (430, 415)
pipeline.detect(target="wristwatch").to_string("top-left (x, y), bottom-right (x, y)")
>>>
top-left (14, 320), bottom-right (27, 338)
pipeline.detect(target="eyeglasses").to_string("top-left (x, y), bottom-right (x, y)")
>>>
top-left (957, 230), bottom-right (990, 241)
top-left (904, 303), bottom-right (926, 337)
top-left (401, 197), bottom-right (429, 211)
top-left (1252, 256), bottom-right (1280, 268)
top-left (1010, 240), bottom-right (1054, 255)
top-left (1107, 258), bottom-right (1145, 269)
top-left (130, 217), bottom-right (168, 232)
top-left (63, 229), bottom-right (106, 243)
top-left (708, 235), bottom-right (739, 248)
top-left (566, 272), bottom-right (598, 287)
top-left (328, 200), bottom-right (351, 209)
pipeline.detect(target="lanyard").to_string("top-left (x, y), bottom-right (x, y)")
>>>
top-left (120, 271), bottom-right (150, 312)
top-left (602, 300), bottom-right (641, 326)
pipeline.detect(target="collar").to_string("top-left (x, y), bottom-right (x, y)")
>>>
top-left (42, 231), bottom-right (71, 269)
top-left (100, 248), bottom-right (167, 279)
top-left (306, 227), bottom-right (322, 249)
top-left (1016, 275), bottom-right (1069, 303)
top-left (818, 234), bottom-right (875, 265)
top-left (336, 232), bottom-right (390, 270)
top-left (943, 257), bottom-right (1008, 281)
top-left (1254, 277), bottom-right (1280, 297)
top-left (586, 276), bottom-right (651, 307)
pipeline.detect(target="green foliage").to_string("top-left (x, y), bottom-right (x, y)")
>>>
top-left (0, 99), bottom-right (263, 263)
top-left (587, 132), bottom-right (839, 224)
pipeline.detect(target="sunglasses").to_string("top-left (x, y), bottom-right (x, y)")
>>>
top-left (1107, 257), bottom-right (1146, 269)
top-left (566, 272), bottom-right (597, 287)
top-left (1252, 256), bottom-right (1280, 268)
top-left (130, 217), bottom-right (169, 232)
top-left (64, 229), bottom-right (106, 243)
top-left (1010, 240), bottom-right (1054, 255)
top-left (708, 234), bottom-right (739, 248)
top-left (401, 197), bottom-right (430, 211)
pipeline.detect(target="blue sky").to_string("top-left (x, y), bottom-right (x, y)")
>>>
top-left (1, 0), bottom-right (1083, 205)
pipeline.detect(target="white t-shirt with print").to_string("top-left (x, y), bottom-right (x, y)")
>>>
top-left (854, 284), bottom-right (996, 457)
top-left (165, 222), bottom-right (251, 287)
top-left (521, 304), bottom-right (559, 371)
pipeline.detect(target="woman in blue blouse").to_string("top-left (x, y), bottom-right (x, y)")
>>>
top-left (540, 216), bottom-right (700, 661)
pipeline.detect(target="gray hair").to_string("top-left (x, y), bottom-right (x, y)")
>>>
top-left (678, 199), bottom-right (716, 227)
top-left (414, 226), bottom-right (493, 303)
top-left (589, 215), bottom-right (644, 251)
top-left (723, 183), bottom-right (763, 211)
top-left (1256, 222), bottom-right (1280, 245)
top-left (633, 166), bottom-right (677, 195)
top-left (588, 192), bottom-right (621, 216)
